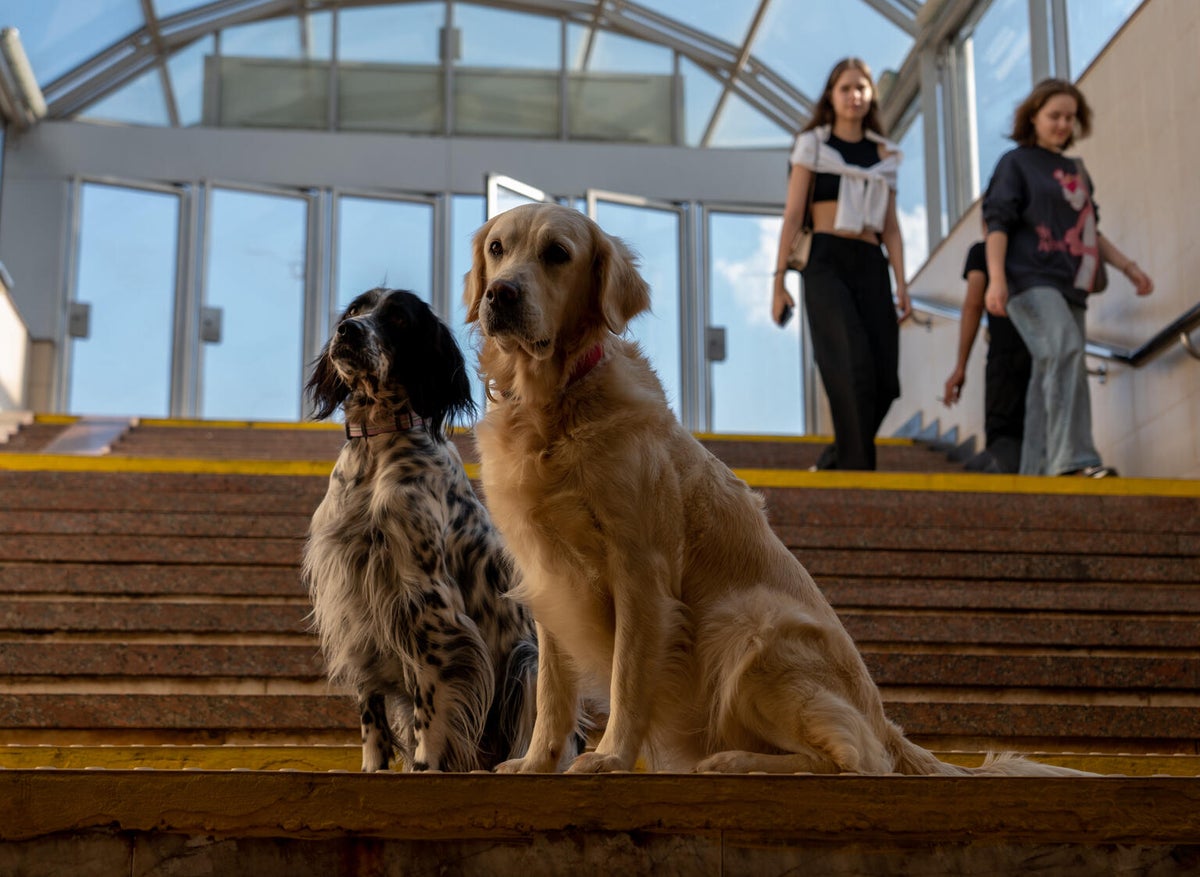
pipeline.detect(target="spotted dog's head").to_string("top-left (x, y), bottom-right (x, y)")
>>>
top-left (306, 287), bottom-right (474, 436)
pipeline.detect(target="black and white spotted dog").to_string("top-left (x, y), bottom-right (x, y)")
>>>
top-left (303, 287), bottom-right (544, 772)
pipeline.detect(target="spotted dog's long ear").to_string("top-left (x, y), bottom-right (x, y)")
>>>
top-left (593, 228), bottom-right (651, 335)
top-left (411, 305), bottom-right (476, 437)
top-left (305, 345), bottom-right (349, 421)
top-left (464, 218), bottom-right (493, 324)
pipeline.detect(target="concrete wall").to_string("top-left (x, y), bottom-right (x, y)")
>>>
top-left (891, 0), bottom-right (1200, 478)
top-left (0, 267), bottom-right (29, 411)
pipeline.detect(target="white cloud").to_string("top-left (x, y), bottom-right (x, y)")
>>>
top-left (713, 217), bottom-right (788, 329)
top-left (898, 203), bottom-right (929, 281)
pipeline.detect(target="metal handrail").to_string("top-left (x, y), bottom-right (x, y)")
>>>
top-left (908, 296), bottom-right (1200, 367)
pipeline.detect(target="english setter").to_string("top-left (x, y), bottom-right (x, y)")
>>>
top-left (465, 203), bottom-right (1087, 777)
top-left (303, 287), bottom-right (543, 772)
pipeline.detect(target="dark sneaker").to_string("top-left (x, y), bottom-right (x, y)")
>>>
top-left (1081, 465), bottom-right (1118, 478)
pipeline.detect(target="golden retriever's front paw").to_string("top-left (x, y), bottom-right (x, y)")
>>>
top-left (495, 756), bottom-right (556, 774)
top-left (695, 751), bottom-right (759, 773)
top-left (565, 751), bottom-right (631, 773)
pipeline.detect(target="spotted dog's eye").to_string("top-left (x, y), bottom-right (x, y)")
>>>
top-left (488, 240), bottom-right (503, 257)
top-left (542, 242), bottom-right (570, 265)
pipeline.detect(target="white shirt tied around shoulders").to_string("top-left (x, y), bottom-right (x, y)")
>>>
top-left (789, 125), bottom-right (901, 235)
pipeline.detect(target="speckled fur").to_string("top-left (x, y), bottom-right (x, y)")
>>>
top-left (303, 288), bottom-right (541, 772)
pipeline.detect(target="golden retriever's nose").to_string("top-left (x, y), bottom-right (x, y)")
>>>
top-left (485, 279), bottom-right (521, 307)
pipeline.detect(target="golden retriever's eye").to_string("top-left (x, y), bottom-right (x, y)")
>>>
top-left (542, 242), bottom-right (570, 265)
top-left (488, 240), bottom-right (503, 257)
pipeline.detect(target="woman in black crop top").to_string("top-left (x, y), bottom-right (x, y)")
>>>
top-left (771, 58), bottom-right (911, 472)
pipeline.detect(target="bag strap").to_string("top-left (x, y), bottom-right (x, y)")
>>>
top-left (801, 135), bottom-right (818, 232)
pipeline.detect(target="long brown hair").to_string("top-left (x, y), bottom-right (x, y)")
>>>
top-left (1010, 78), bottom-right (1092, 148)
top-left (801, 57), bottom-right (886, 136)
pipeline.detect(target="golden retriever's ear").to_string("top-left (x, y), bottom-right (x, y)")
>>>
top-left (464, 221), bottom-right (490, 323)
top-left (594, 230), bottom-right (651, 334)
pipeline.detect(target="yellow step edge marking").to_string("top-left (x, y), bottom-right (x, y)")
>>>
top-left (0, 745), bottom-right (1196, 776)
top-left (0, 454), bottom-right (337, 477)
top-left (31, 414), bottom-right (81, 426)
top-left (135, 418), bottom-right (342, 431)
top-left (0, 453), bottom-right (1196, 497)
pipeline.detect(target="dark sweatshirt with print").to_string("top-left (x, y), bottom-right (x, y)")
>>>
top-left (982, 144), bottom-right (1103, 308)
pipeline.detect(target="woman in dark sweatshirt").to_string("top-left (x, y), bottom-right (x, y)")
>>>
top-left (982, 78), bottom-right (1153, 477)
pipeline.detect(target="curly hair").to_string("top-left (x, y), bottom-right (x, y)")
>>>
top-left (1010, 78), bottom-right (1092, 149)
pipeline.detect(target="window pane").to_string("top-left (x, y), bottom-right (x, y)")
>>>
top-left (707, 91), bottom-right (793, 149)
top-left (338, 4), bottom-right (443, 64)
top-left (450, 194), bottom-right (487, 414)
top-left (69, 183), bottom-right (178, 417)
top-left (7, 0), bottom-right (144, 87)
top-left (633, 0), bottom-right (757, 47)
top-left (219, 16), bottom-right (303, 60)
top-left (894, 112), bottom-right (928, 279)
top-left (591, 201), bottom-right (682, 419)
top-left (166, 35), bottom-right (214, 126)
top-left (206, 57), bottom-right (328, 129)
top-left (709, 212), bottom-right (803, 434)
top-left (752, 0), bottom-right (911, 103)
top-left (679, 57), bottom-right (722, 147)
top-left (971, 0), bottom-right (1031, 196)
top-left (1067, 0), bottom-right (1141, 78)
top-left (458, 4), bottom-right (560, 69)
top-left (567, 26), bottom-right (672, 74)
top-left (202, 189), bottom-right (307, 420)
top-left (335, 197), bottom-right (434, 314)
top-left (80, 66), bottom-right (169, 126)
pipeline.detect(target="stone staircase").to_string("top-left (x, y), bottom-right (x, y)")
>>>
top-left (1, 415), bottom-right (1198, 874)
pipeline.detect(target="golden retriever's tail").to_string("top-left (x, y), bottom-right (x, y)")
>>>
top-left (889, 730), bottom-right (1094, 777)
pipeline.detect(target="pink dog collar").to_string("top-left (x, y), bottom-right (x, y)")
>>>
top-left (567, 344), bottom-right (604, 386)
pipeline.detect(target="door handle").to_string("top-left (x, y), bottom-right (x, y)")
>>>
top-left (68, 301), bottom-right (91, 339)
top-left (705, 325), bottom-right (726, 363)
top-left (199, 306), bottom-right (223, 344)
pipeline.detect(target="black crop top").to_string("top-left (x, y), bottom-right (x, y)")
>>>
top-left (812, 133), bottom-right (882, 203)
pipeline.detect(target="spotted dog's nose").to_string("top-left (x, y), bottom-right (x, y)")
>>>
top-left (336, 320), bottom-right (364, 342)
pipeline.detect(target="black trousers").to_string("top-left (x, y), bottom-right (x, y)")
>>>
top-left (801, 234), bottom-right (900, 471)
top-left (984, 338), bottom-right (1031, 448)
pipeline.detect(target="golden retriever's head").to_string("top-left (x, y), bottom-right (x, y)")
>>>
top-left (464, 203), bottom-right (650, 364)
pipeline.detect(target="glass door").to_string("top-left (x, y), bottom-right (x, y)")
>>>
top-left (65, 181), bottom-right (183, 417)
top-left (198, 185), bottom-right (312, 421)
top-left (586, 190), bottom-right (688, 424)
top-left (485, 174), bottom-right (550, 219)
top-left (704, 207), bottom-right (805, 435)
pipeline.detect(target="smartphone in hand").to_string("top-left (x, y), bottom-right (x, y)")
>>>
top-left (777, 302), bottom-right (794, 328)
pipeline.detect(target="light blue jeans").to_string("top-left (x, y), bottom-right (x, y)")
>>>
top-left (1004, 286), bottom-right (1102, 476)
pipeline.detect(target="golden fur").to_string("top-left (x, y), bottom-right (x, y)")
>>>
top-left (465, 202), bottom-right (1086, 777)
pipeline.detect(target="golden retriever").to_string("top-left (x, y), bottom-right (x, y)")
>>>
top-left (465, 202), bottom-right (1084, 777)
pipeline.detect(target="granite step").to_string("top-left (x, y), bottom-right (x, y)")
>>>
top-left (0, 744), bottom-right (1196, 777)
top-left (0, 562), bottom-right (305, 597)
top-left (1, 641), bottom-right (1193, 693)
top-left (0, 600), bottom-right (308, 635)
top-left (0, 691), bottom-right (1195, 752)
top-left (2, 510), bottom-right (1196, 559)
top-left (4, 598), bottom-right (1193, 649)
top-left (0, 643), bottom-right (322, 678)
top-left (2, 771), bottom-right (1200, 876)
top-left (821, 578), bottom-right (1200, 613)
top-left (105, 420), bottom-right (964, 471)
